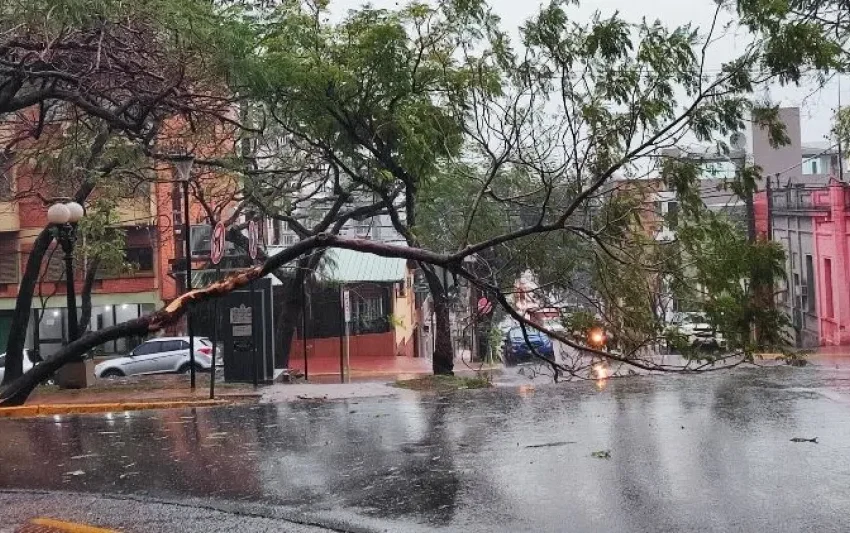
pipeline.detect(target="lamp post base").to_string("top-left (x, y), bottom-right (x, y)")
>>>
top-left (55, 360), bottom-right (94, 389)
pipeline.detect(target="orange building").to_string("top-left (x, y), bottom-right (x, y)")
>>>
top-left (0, 112), bottom-right (239, 358)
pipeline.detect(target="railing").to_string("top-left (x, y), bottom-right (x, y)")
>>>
top-left (771, 188), bottom-right (830, 212)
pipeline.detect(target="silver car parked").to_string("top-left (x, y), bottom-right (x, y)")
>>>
top-left (94, 337), bottom-right (218, 378)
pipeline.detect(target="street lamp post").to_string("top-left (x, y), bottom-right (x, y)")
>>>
top-left (172, 156), bottom-right (197, 389)
top-left (47, 200), bottom-right (88, 388)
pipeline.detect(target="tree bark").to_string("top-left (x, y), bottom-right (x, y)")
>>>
top-left (78, 259), bottom-right (100, 335)
top-left (432, 295), bottom-right (454, 375)
top-left (2, 229), bottom-right (53, 384)
top-left (423, 267), bottom-right (454, 375)
top-left (274, 275), bottom-right (302, 368)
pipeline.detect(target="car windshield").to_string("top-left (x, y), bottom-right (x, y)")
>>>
top-left (509, 328), bottom-right (543, 341)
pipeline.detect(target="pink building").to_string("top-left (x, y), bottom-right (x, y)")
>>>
top-left (768, 180), bottom-right (850, 346)
top-left (810, 182), bottom-right (850, 345)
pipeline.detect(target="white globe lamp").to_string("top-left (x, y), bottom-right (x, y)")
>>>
top-left (47, 203), bottom-right (71, 225)
top-left (65, 201), bottom-right (85, 223)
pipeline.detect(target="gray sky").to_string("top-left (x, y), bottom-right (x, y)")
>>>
top-left (330, 0), bottom-right (840, 144)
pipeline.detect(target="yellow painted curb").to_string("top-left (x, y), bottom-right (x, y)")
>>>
top-left (25, 517), bottom-right (119, 532)
top-left (0, 399), bottom-right (229, 419)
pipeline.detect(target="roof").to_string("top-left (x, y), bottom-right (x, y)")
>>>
top-left (265, 246), bottom-right (407, 284)
top-left (802, 142), bottom-right (838, 155)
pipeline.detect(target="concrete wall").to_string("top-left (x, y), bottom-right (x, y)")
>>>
top-left (288, 331), bottom-right (397, 375)
top-left (772, 209), bottom-right (819, 347)
top-left (752, 107), bottom-right (803, 188)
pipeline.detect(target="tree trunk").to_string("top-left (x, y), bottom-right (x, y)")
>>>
top-left (274, 276), bottom-right (301, 368)
top-left (78, 259), bottom-right (100, 335)
top-left (432, 296), bottom-right (454, 375)
top-left (2, 229), bottom-right (53, 385)
top-left (423, 267), bottom-right (453, 375)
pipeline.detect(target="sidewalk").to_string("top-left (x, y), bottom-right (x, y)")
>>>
top-left (27, 374), bottom-right (258, 405)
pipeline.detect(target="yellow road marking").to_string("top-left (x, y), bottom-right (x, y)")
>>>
top-left (21, 517), bottom-right (119, 533)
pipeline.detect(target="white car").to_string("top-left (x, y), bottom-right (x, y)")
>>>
top-left (94, 337), bottom-right (218, 378)
top-left (0, 349), bottom-right (34, 383)
top-left (668, 313), bottom-right (725, 348)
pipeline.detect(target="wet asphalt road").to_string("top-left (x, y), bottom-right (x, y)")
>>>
top-left (2, 363), bottom-right (850, 532)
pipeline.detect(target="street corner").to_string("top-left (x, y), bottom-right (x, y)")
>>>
top-left (0, 399), bottom-right (233, 419)
top-left (17, 518), bottom-right (119, 533)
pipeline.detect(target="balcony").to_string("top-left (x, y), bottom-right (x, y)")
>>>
top-left (771, 188), bottom-right (830, 213)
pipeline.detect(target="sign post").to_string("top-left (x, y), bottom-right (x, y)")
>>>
top-left (209, 222), bottom-right (225, 399)
top-left (247, 220), bottom-right (259, 387)
top-left (342, 288), bottom-right (351, 383)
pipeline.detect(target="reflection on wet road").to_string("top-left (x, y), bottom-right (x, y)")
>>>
top-left (2, 365), bottom-right (850, 532)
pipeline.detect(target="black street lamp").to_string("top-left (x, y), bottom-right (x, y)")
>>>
top-left (47, 200), bottom-right (88, 388)
top-left (172, 155), bottom-right (197, 390)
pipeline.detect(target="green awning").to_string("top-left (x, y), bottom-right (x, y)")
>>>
top-left (265, 246), bottom-right (407, 284)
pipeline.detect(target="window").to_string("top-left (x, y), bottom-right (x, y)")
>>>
top-left (0, 235), bottom-right (18, 284)
top-left (281, 234), bottom-right (297, 246)
top-left (805, 255), bottom-right (816, 312)
top-left (126, 248), bottom-right (154, 272)
top-left (134, 341), bottom-right (161, 356)
top-left (803, 157), bottom-right (822, 175)
top-left (162, 340), bottom-right (186, 351)
top-left (355, 295), bottom-right (383, 322)
top-left (350, 292), bottom-right (389, 334)
top-left (0, 355), bottom-right (5, 367)
top-left (667, 201), bottom-right (679, 231)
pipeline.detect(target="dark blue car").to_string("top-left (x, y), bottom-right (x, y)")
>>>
top-left (503, 327), bottom-right (554, 365)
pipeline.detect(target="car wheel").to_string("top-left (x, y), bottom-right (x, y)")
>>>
top-left (100, 369), bottom-right (125, 379)
top-left (178, 363), bottom-right (202, 374)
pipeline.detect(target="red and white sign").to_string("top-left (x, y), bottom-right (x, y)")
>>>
top-left (248, 220), bottom-right (259, 261)
top-left (211, 222), bottom-right (226, 265)
top-left (477, 297), bottom-right (493, 315)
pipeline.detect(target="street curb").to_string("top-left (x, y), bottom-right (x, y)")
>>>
top-left (0, 399), bottom-right (230, 419)
top-left (23, 517), bottom-right (119, 532)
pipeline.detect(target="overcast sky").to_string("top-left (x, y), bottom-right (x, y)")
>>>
top-left (330, 0), bottom-right (841, 145)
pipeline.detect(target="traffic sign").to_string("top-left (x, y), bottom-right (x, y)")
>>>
top-left (477, 297), bottom-right (493, 315)
top-left (343, 289), bottom-right (351, 322)
top-left (248, 220), bottom-right (259, 261)
top-left (211, 222), bottom-right (226, 265)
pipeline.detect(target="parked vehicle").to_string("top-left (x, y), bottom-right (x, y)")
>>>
top-left (94, 337), bottom-right (218, 378)
top-left (668, 313), bottom-right (725, 349)
top-left (503, 327), bottom-right (554, 365)
top-left (0, 349), bottom-right (34, 383)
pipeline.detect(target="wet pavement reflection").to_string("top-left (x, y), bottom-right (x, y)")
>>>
top-left (2, 364), bottom-right (850, 532)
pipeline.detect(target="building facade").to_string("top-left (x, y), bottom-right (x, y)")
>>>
top-left (0, 114), bottom-right (236, 358)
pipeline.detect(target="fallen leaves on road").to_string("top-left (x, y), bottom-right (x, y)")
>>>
top-left (591, 450), bottom-right (611, 459)
top-left (790, 437), bottom-right (818, 443)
